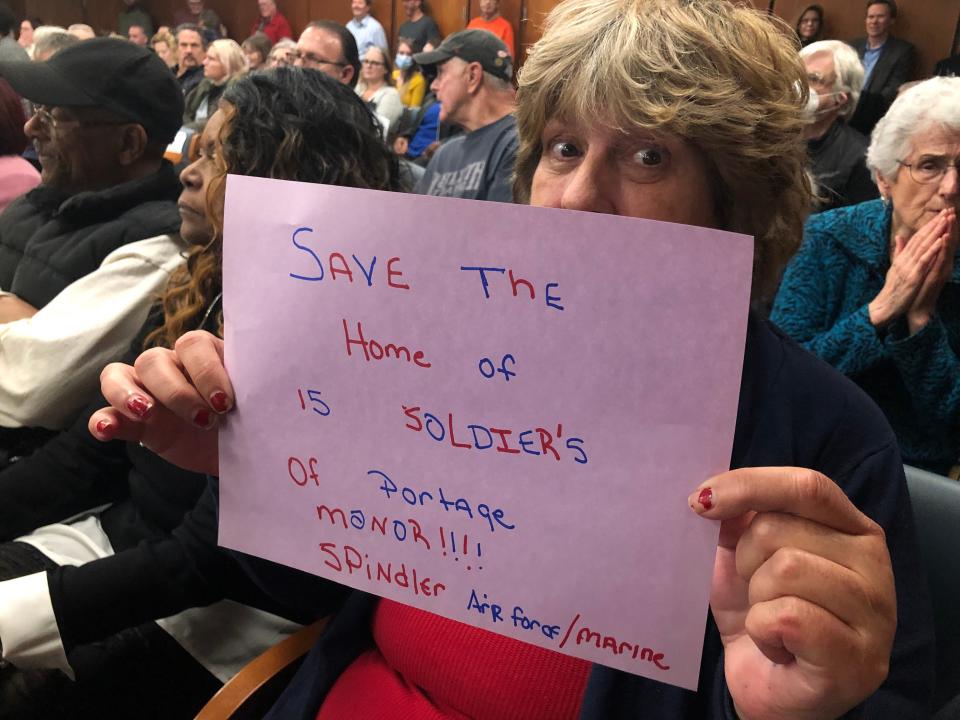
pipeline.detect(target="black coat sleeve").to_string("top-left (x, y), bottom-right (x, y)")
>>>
top-left (0, 398), bottom-right (128, 541)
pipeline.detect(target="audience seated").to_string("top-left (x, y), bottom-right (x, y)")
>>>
top-left (293, 21), bottom-right (359, 87)
top-left (117, 0), bottom-right (153, 38)
top-left (0, 78), bottom-right (39, 212)
top-left (467, 0), bottom-right (515, 59)
top-left (347, 0), bottom-right (387, 59)
top-left (0, 39), bottom-right (185, 446)
top-left (0, 66), bottom-right (400, 718)
top-left (174, 24), bottom-right (206, 96)
top-left (242, 31), bottom-right (271, 71)
top-left (398, 0), bottom-right (441, 52)
top-left (801, 40), bottom-right (878, 212)
top-left (267, 37), bottom-right (297, 68)
top-left (252, 0), bottom-right (293, 45)
top-left (127, 23), bottom-right (149, 46)
top-left (31, 26), bottom-right (76, 62)
top-left (849, 0), bottom-right (917, 136)
top-left (0, 3), bottom-right (27, 64)
top-left (66, 24), bottom-right (95, 41)
top-left (17, 17), bottom-right (39, 55)
top-left (173, 0), bottom-right (224, 42)
top-left (392, 36), bottom-right (426, 108)
top-left (356, 45), bottom-right (402, 132)
top-left (772, 77), bottom-right (960, 476)
top-left (795, 4), bottom-right (824, 48)
top-left (413, 30), bottom-right (516, 200)
top-left (151, 27), bottom-right (178, 70)
top-left (91, 3), bottom-right (933, 719)
top-left (183, 38), bottom-right (246, 131)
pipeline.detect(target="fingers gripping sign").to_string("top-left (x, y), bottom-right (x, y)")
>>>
top-left (688, 467), bottom-right (896, 720)
top-left (89, 330), bottom-right (231, 476)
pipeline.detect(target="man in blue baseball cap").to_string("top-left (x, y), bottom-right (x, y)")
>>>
top-left (0, 38), bottom-right (185, 457)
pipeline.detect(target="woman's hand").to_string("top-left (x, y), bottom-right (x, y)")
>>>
top-left (868, 209), bottom-right (953, 328)
top-left (691, 467), bottom-right (896, 720)
top-left (906, 208), bottom-right (958, 334)
top-left (88, 331), bottom-right (233, 476)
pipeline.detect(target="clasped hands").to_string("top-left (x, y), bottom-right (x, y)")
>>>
top-left (869, 207), bottom-right (958, 334)
top-left (89, 331), bottom-right (897, 720)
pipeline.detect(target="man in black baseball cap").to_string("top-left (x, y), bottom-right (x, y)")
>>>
top-left (411, 29), bottom-right (517, 202)
top-left (0, 37), bottom-right (185, 443)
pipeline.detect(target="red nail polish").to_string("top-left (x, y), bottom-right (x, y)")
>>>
top-left (194, 408), bottom-right (212, 428)
top-left (210, 391), bottom-right (229, 413)
top-left (698, 488), bottom-right (714, 510)
top-left (95, 420), bottom-right (111, 434)
top-left (127, 395), bottom-right (151, 417)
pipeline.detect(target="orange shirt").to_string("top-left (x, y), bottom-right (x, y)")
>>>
top-left (466, 15), bottom-right (516, 59)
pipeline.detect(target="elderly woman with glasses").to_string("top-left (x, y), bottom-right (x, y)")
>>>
top-left (91, 1), bottom-right (932, 718)
top-left (773, 77), bottom-right (960, 477)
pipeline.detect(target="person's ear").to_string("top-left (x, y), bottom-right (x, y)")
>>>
top-left (875, 170), bottom-right (893, 203)
top-left (342, 64), bottom-right (356, 85)
top-left (836, 90), bottom-right (849, 109)
top-left (117, 123), bottom-right (149, 166)
top-left (467, 61), bottom-right (483, 93)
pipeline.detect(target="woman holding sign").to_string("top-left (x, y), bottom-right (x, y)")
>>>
top-left (91, 0), bottom-right (931, 718)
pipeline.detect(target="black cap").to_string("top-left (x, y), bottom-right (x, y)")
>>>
top-left (0, 38), bottom-right (184, 144)
top-left (414, 29), bottom-right (513, 83)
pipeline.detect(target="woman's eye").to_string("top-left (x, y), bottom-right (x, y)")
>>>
top-left (917, 159), bottom-right (940, 172)
top-left (549, 140), bottom-right (581, 159)
top-left (634, 148), bottom-right (663, 166)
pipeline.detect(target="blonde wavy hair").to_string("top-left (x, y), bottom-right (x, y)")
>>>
top-left (208, 39), bottom-right (248, 82)
top-left (514, 0), bottom-right (812, 301)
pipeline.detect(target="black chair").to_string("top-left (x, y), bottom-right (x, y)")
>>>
top-left (903, 464), bottom-right (960, 716)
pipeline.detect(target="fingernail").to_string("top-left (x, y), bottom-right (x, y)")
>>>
top-left (95, 420), bottom-right (111, 435)
top-left (194, 408), bottom-right (213, 428)
top-left (127, 395), bottom-right (151, 417)
top-left (210, 391), bottom-right (230, 413)
top-left (695, 487), bottom-right (714, 511)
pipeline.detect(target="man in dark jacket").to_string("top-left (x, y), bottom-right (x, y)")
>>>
top-left (801, 39), bottom-right (879, 212)
top-left (0, 39), bottom-right (185, 448)
top-left (848, 0), bottom-right (916, 135)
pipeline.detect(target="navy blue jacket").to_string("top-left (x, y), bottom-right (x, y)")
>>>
top-left (234, 313), bottom-right (933, 719)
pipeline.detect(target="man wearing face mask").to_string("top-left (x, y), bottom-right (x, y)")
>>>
top-left (801, 40), bottom-right (879, 212)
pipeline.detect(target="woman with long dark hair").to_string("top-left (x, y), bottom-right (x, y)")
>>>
top-left (0, 77), bottom-right (39, 212)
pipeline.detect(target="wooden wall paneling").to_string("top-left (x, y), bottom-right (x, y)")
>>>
top-left (773, 0), bottom-right (958, 78)
top-left (516, 0), bottom-right (552, 61)
top-left (24, 0), bottom-right (86, 29)
top-left (9, 0), bottom-right (26, 25)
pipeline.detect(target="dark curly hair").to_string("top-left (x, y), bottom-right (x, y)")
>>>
top-left (147, 67), bottom-right (401, 347)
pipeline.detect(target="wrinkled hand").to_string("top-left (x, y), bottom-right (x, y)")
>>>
top-left (690, 467), bottom-right (896, 720)
top-left (89, 331), bottom-right (232, 475)
top-left (868, 209), bottom-right (953, 328)
top-left (906, 209), bottom-right (958, 334)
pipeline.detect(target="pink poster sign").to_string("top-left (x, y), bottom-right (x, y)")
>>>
top-left (219, 175), bottom-right (753, 690)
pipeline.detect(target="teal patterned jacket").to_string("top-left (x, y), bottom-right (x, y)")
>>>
top-left (771, 199), bottom-right (960, 474)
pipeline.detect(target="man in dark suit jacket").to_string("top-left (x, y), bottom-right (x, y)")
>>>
top-left (848, 0), bottom-right (915, 136)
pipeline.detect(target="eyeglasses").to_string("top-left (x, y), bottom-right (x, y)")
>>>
top-left (362, 59), bottom-right (385, 67)
top-left (898, 158), bottom-right (960, 185)
top-left (32, 105), bottom-right (130, 132)
top-left (293, 50), bottom-right (347, 69)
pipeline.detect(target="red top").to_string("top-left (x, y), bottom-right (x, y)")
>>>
top-left (466, 16), bottom-right (516, 58)
top-left (252, 12), bottom-right (293, 44)
top-left (318, 599), bottom-right (592, 719)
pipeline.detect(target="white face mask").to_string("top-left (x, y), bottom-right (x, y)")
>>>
top-left (802, 87), bottom-right (845, 123)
